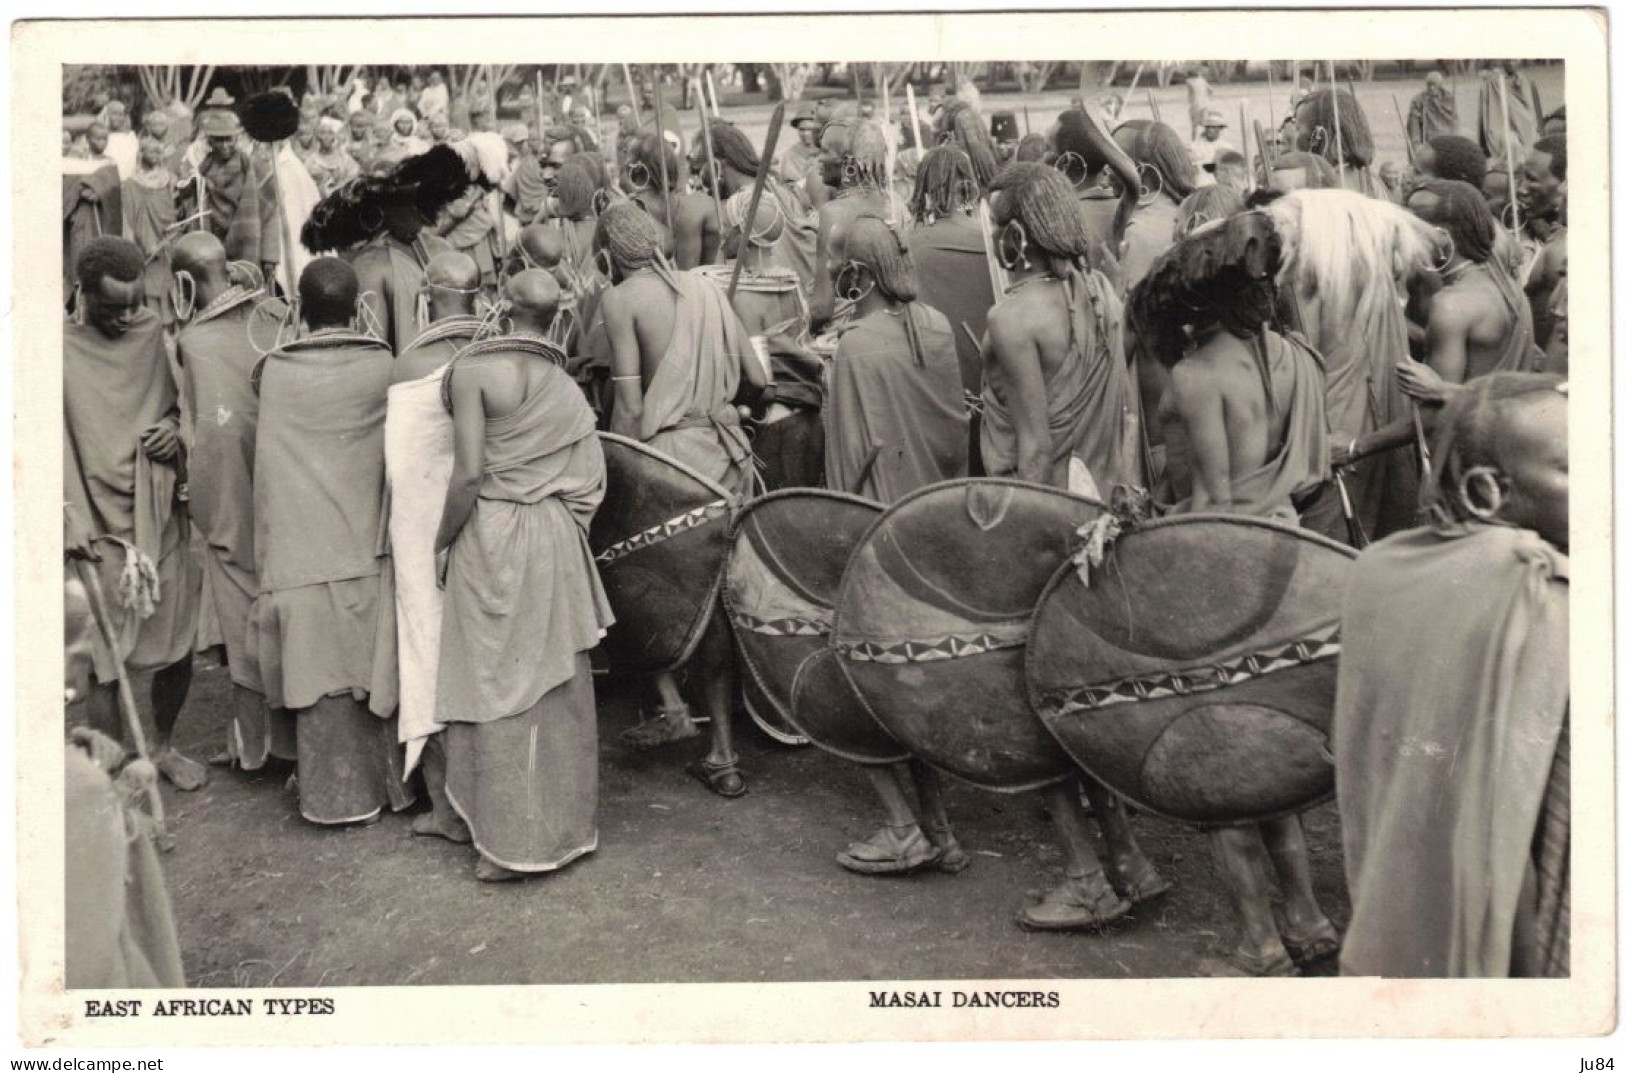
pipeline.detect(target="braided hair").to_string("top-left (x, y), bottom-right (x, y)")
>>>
top-left (1293, 88), bottom-right (1375, 169)
top-left (909, 145), bottom-right (979, 225)
top-left (554, 154), bottom-right (606, 221)
top-left (1408, 178), bottom-right (1497, 264)
top-left (1113, 119), bottom-right (1198, 201)
top-left (705, 120), bottom-right (761, 178)
top-left (844, 214), bottom-right (930, 365)
top-left (845, 119), bottom-right (890, 188)
top-left (935, 98), bottom-right (1000, 188)
top-left (844, 214), bottom-right (919, 303)
top-left (989, 162), bottom-right (1112, 359)
top-left (629, 131), bottom-right (684, 193)
top-left (594, 200), bottom-right (676, 289)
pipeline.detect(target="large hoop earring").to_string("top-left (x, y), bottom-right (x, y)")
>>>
top-left (1308, 125), bottom-right (1331, 158)
top-left (996, 220), bottom-right (1031, 271)
top-left (1055, 150), bottom-right (1090, 191)
top-left (841, 157), bottom-right (860, 187)
top-left (1137, 162), bottom-right (1165, 205)
top-left (359, 202), bottom-right (385, 234)
top-left (173, 270), bottom-right (197, 322)
top-left (1459, 466), bottom-right (1506, 521)
top-left (626, 160), bottom-right (651, 193)
top-left (591, 187), bottom-right (613, 216)
top-left (1431, 228), bottom-right (1457, 272)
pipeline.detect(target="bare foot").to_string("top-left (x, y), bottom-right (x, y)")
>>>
top-left (621, 706), bottom-right (701, 750)
top-left (155, 748), bottom-right (208, 791)
top-left (475, 856), bottom-right (526, 882)
top-left (411, 811), bottom-right (471, 844)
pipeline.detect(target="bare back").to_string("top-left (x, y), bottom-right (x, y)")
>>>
top-left (1427, 268), bottom-right (1518, 383)
top-left (1160, 331), bottom-right (1293, 507)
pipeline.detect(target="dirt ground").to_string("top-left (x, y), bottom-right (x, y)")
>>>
top-left (148, 654), bottom-right (1349, 987)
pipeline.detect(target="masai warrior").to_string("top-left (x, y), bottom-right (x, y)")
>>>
top-left (595, 201), bottom-right (767, 795)
top-left (1131, 212), bottom-right (1342, 975)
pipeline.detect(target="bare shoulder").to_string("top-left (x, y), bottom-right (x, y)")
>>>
top-left (1427, 284), bottom-right (1487, 329)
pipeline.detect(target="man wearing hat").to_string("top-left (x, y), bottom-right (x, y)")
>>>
top-left (989, 110), bottom-right (1020, 162)
top-left (1189, 107), bottom-right (1236, 184)
top-left (178, 88), bottom-right (278, 286)
top-left (780, 100), bottom-right (822, 191)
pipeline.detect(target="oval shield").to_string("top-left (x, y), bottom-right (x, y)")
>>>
top-left (725, 489), bottom-right (904, 764)
top-left (589, 432), bottom-right (735, 674)
top-left (1026, 515), bottom-right (1356, 826)
top-left (832, 479), bottom-right (1106, 792)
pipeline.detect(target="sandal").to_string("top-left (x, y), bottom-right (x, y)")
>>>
top-left (1109, 857), bottom-right (1173, 908)
top-left (686, 756), bottom-right (747, 798)
top-left (1016, 869), bottom-right (1132, 932)
top-left (923, 825), bottom-right (972, 874)
top-left (621, 703), bottom-right (701, 750)
top-left (837, 825), bottom-right (940, 876)
top-left (1280, 920), bottom-right (1342, 967)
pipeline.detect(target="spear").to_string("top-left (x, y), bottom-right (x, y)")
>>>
top-left (694, 79), bottom-right (728, 265)
top-left (705, 69), bottom-right (722, 117)
top-left (1327, 61), bottom-right (1347, 186)
top-left (727, 102), bottom-right (785, 303)
top-left (1266, 62), bottom-right (1278, 140)
top-left (1124, 62), bottom-right (1146, 109)
top-left (1498, 68), bottom-right (1521, 238)
top-left (1240, 99), bottom-right (1255, 192)
top-left (620, 63), bottom-right (642, 128)
top-left (1393, 92), bottom-right (1416, 166)
top-left (905, 81), bottom-right (926, 163)
top-left (651, 77), bottom-right (674, 230)
top-left (1146, 77), bottom-right (1162, 125)
top-left (880, 72), bottom-right (898, 226)
top-left (1254, 118), bottom-right (1275, 185)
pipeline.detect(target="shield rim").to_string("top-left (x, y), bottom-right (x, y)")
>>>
top-left (1024, 511), bottom-right (1356, 828)
top-left (596, 430), bottom-right (736, 674)
top-left (828, 477), bottom-right (1107, 791)
top-left (723, 487), bottom-right (904, 760)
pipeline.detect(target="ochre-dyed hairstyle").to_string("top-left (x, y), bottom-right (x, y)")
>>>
top-left (844, 214), bottom-right (919, 303)
top-left (704, 121), bottom-right (761, 178)
top-left (1174, 184), bottom-right (1247, 241)
top-left (1293, 88), bottom-right (1375, 169)
top-left (594, 200), bottom-right (673, 281)
top-left (1014, 133), bottom-right (1051, 163)
top-left (75, 236), bottom-right (144, 291)
top-left (629, 131), bottom-right (684, 193)
top-left (554, 154), bottom-right (606, 220)
top-left (844, 119), bottom-right (891, 187)
top-left (934, 98), bottom-right (1000, 188)
top-left (844, 214), bottom-right (934, 366)
top-left (988, 162), bottom-right (1093, 264)
top-left (1408, 179), bottom-right (1497, 265)
top-left (909, 145), bottom-right (979, 224)
top-left (1425, 134), bottom-right (1488, 189)
top-left (1112, 119), bottom-right (1198, 201)
top-left (1423, 371), bottom-right (1566, 529)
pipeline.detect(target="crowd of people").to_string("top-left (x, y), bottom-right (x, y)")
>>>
top-left (62, 60), bottom-right (1569, 984)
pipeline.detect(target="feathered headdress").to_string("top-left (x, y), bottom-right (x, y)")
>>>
top-left (301, 143), bottom-right (495, 253)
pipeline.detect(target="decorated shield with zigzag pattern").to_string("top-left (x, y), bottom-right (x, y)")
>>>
top-left (590, 433), bottom-right (736, 674)
top-left (1026, 515), bottom-right (1356, 826)
top-left (725, 489), bottom-right (907, 764)
top-left (832, 479), bottom-right (1106, 793)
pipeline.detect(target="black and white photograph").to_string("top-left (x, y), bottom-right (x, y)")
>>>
top-left (10, 5), bottom-right (1613, 1053)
